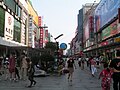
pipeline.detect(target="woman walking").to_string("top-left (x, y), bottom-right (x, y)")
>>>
top-left (67, 57), bottom-right (76, 82)
top-left (99, 63), bottom-right (113, 90)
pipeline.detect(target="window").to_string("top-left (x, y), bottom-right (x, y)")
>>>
top-left (13, 19), bottom-right (21, 42)
top-left (0, 7), bottom-right (5, 37)
top-left (15, 4), bottom-right (21, 18)
top-left (4, 0), bottom-right (15, 13)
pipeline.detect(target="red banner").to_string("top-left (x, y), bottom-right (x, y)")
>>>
top-left (38, 16), bottom-right (42, 27)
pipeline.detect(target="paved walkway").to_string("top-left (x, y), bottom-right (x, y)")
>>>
top-left (0, 62), bottom-right (113, 90)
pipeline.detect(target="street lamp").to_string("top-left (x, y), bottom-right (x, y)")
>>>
top-left (54, 34), bottom-right (63, 40)
top-left (54, 34), bottom-right (63, 63)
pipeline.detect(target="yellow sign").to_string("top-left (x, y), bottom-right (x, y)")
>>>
top-left (114, 37), bottom-right (120, 42)
top-left (28, 0), bottom-right (38, 25)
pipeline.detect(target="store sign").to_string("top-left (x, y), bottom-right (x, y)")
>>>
top-left (28, 16), bottom-right (33, 47)
top-left (38, 16), bottom-right (42, 27)
top-left (99, 41), bottom-right (109, 47)
top-left (102, 20), bottom-right (118, 40)
top-left (39, 28), bottom-right (43, 48)
top-left (4, 11), bottom-right (14, 40)
top-left (114, 37), bottom-right (120, 43)
top-left (89, 16), bottom-right (94, 41)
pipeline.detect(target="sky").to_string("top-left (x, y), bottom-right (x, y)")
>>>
top-left (31, 0), bottom-right (100, 48)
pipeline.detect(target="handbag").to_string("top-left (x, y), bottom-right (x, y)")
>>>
top-left (63, 68), bottom-right (69, 73)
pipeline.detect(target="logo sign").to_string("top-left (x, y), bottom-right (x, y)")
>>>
top-left (4, 11), bottom-right (14, 40)
top-left (8, 17), bottom-right (12, 25)
top-left (60, 43), bottom-right (67, 50)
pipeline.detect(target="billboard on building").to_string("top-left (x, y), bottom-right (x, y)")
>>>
top-left (94, 0), bottom-right (120, 31)
top-left (4, 11), bottom-right (14, 40)
top-left (102, 19), bottom-right (120, 40)
top-left (84, 21), bottom-right (89, 41)
top-left (89, 16), bottom-right (94, 41)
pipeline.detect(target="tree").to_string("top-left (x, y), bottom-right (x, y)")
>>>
top-left (40, 53), bottom-right (55, 71)
top-left (44, 42), bottom-right (57, 55)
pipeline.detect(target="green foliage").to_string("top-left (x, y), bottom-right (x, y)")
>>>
top-left (40, 54), bottom-right (54, 62)
top-left (45, 42), bottom-right (57, 52)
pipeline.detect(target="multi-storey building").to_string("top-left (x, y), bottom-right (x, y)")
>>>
top-left (0, 0), bottom-right (27, 56)
top-left (27, 0), bottom-right (39, 48)
top-left (71, 0), bottom-right (120, 62)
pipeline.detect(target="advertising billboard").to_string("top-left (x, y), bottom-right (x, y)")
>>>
top-left (102, 19), bottom-right (120, 40)
top-left (89, 16), bottom-right (94, 41)
top-left (94, 0), bottom-right (120, 31)
top-left (38, 16), bottom-right (42, 27)
top-left (39, 28), bottom-right (43, 48)
top-left (4, 11), bottom-right (14, 40)
top-left (84, 21), bottom-right (89, 41)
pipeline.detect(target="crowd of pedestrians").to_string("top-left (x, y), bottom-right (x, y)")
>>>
top-left (64, 50), bottom-right (120, 90)
top-left (0, 52), bottom-right (36, 88)
top-left (0, 50), bottom-right (120, 90)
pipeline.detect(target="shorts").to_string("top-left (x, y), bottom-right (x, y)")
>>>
top-left (68, 67), bottom-right (74, 74)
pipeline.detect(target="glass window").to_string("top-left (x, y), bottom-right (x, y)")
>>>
top-left (13, 19), bottom-right (21, 42)
top-left (4, 0), bottom-right (15, 13)
top-left (0, 7), bottom-right (5, 37)
top-left (15, 4), bottom-right (21, 18)
top-left (18, 6), bottom-right (21, 17)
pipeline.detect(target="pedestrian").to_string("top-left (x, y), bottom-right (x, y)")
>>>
top-left (88, 56), bottom-right (92, 71)
top-left (67, 57), bottom-right (76, 82)
top-left (90, 57), bottom-right (97, 77)
top-left (81, 57), bottom-right (85, 70)
top-left (109, 50), bottom-right (120, 90)
top-left (4, 60), bottom-right (9, 80)
top-left (8, 52), bottom-right (16, 81)
top-left (15, 67), bottom-right (20, 80)
top-left (99, 63), bottom-right (113, 90)
top-left (78, 57), bottom-right (81, 67)
top-left (0, 56), bottom-right (3, 75)
top-left (86, 56), bottom-right (89, 67)
top-left (26, 57), bottom-right (36, 88)
top-left (20, 53), bottom-right (28, 80)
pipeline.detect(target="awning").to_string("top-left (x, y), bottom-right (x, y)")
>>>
top-left (0, 37), bottom-right (27, 47)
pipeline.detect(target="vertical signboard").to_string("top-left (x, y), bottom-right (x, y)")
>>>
top-left (38, 16), bottom-right (42, 27)
top-left (45, 30), bottom-right (48, 43)
top-left (28, 16), bottom-right (33, 47)
top-left (39, 28), bottom-right (43, 48)
top-left (4, 11), bottom-right (14, 40)
top-left (89, 16), bottom-right (94, 41)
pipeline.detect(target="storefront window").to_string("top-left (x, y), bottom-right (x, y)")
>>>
top-left (15, 4), bottom-right (21, 18)
top-left (4, 0), bottom-right (16, 13)
top-left (13, 19), bottom-right (21, 42)
top-left (0, 7), bottom-right (5, 37)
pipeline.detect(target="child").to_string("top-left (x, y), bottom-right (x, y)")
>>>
top-left (99, 63), bottom-right (113, 90)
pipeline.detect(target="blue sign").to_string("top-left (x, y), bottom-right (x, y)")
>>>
top-left (94, 0), bottom-right (120, 31)
top-left (60, 43), bottom-right (67, 50)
